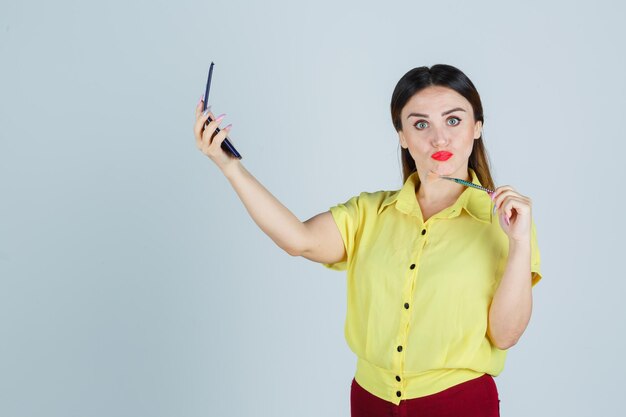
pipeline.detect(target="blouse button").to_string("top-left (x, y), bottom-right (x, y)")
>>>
top-left (421, 229), bottom-right (426, 235)
top-left (404, 302), bottom-right (409, 309)
top-left (396, 375), bottom-right (401, 382)
top-left (397, 345), bottom-right (403, 352)
top-left (396, 391), bottom-right (402, 397)
top-left (409, 264), bottom-right (416, 270)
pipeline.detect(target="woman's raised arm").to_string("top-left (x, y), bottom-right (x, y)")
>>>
top-left (194, 101), bottom-right (345, 263)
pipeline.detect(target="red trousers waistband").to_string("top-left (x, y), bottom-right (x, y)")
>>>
top-left (350, 373), bottom-right (500, 417)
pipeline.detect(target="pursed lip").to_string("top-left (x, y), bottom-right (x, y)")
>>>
top-left (431, 151), bottom-right (453, 161)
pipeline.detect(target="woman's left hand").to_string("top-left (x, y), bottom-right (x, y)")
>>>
top-left (489, 186), bottom-right (532, 242)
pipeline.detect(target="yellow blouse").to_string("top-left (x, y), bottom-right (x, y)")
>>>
top-left (323, 168), bottom-right (542, 405)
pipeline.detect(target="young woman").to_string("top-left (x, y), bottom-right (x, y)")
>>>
top-left (193, 64), bottom-right (542, 417)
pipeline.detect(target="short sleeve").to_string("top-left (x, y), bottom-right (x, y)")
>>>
top-left (531, 219), bottom-right (542, 287)
top-left (322, 195), bottom-right (361, 271)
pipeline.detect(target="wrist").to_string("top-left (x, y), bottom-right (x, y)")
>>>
top-left (508, 237), bottom-right (531, 251)
top-left (222, 159), bottom-right (243, 180)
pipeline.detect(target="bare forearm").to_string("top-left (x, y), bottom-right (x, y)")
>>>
top-left (488, 239), bottom-right (533, 349)
top-left (221, 161), bottom-right (307, 255)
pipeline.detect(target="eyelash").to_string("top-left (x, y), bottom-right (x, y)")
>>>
top-left (414, 117), bottom-right (462, 130)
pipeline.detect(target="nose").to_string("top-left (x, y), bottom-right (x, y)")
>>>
top-left (430, 126), bottom-right (449, 147)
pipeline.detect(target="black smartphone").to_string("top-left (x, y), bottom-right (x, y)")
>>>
top-left (203, 62), bottom-right (242, 159)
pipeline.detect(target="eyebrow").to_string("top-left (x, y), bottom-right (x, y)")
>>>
top-left (406, 107), bottom-right (466, 119)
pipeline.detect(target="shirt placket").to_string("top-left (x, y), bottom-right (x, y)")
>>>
top-left (393, 222), bottom-right (429, 401)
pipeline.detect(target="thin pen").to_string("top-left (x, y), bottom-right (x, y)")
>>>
top-left (439, 176), bottom-right (494, 194)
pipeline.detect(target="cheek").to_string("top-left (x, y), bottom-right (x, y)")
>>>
top-left (407, 137), bottom-right (432, 155)
top-left (463, 136), bottom-right (475, 151)
top-left (458, 129), bottom-right (476, 153)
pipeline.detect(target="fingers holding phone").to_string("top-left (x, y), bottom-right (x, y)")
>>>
top-left (194, 99), bottom-right (236, 171)
top-left (202, 110), bottom-right (232, 154)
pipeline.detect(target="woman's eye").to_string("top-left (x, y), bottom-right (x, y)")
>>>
top-left (415, 121), bottom-right (428, 129)
top-left (447, 117), bottom-right (461, 126)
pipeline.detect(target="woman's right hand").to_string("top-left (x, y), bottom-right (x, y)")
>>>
top-left (193, 98), bottom-right (237, 173)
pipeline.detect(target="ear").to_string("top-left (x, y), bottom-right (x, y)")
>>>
top-left (473, 120), bottom-right (483, 140)
top-left (398, 130), bottom-right (408, 149)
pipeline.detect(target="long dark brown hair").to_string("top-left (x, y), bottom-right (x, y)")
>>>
top-left (390, 64), bottom-right (494, 190)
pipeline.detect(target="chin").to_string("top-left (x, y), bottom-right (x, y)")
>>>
top-left (430, 162), bottom-right (456, 176)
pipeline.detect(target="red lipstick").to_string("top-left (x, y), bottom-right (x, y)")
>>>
top-left (431, 151), bottom-right (453, 161)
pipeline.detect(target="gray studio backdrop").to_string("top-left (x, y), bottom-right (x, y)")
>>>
top-left (1, 0), bottom-right (624, 416)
